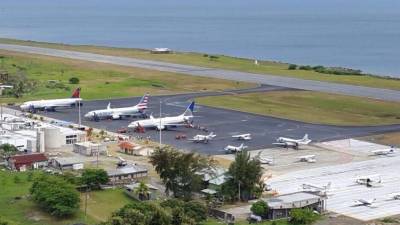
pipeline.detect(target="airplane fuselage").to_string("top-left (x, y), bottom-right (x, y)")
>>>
top-left (85, 106), bottom-right (142, 120)
top-left (128, 115), bottom-right (191, 130)
top-left (20, 98), bottom-right (82, 111)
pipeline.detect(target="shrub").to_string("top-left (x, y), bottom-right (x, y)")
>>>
top-left (68, 77), bottom-right (80, 84)
top-left (250, 200), bottom-right (268, 217)
top-left (299, 65), bottom-right (313, 70)
top-left (288, 64), bottom-right (297, 70)
top-left (289, 208), bottom-right (319, 225)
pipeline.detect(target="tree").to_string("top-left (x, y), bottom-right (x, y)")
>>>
top-left (250, 200), bottom-right (268, 217)
top-left (0, 144), bottom-right (18, 157)
top-left (288, 64), bottom-right (297, 70)
top-left (80, 168), bottom-right (109, 190)
top-left (135, 181), bottom-right (150, 200)
top-left (30, 175), bottom-right (80, 217)
top-left (149, 146), bottom-right (210, 200)
top-left (222, 150), bottom-right (262, 201)
top-left (160, 199), bottom-right (207, 225)
top-left (69, 77), bottom-right (80, 84)
top-left (289, 208), bottom-right (319, 225)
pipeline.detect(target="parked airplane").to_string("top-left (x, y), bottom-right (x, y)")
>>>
top-left (388, 193), bottom-right (400, 200)
top-left (189, 132), bottom-right (216, 143)
top-left (273, 134), bottom-right (311, 149)
top-left (353, 198), bottom-right (376, 207)
top-left (20, 87), bottom-right (82, 112)
top-left (224, 143), bottom-right (247, 153)
top-left (232, 133), bottom-right (252, 141)
top-left (371, 147), bottom-right (396, 156)
top-left (84, 93), bottom-right (149, 121)
top-left (259, 156), bottom-right (274, 165)
top-left (355, 174), bottom-right (382, 187)
top-left (128, 101), bottom-right (195, 130)
top-left (298, 155), bottom-right (316, 163)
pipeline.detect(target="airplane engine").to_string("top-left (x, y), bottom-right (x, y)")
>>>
top-left (112, 114), bottom-right (121, 120)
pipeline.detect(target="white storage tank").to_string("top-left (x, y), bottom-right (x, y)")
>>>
top-left (44, 127), bottom-right (62, 149)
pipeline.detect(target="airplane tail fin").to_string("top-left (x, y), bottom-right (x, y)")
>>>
top-left (182, 101), bottom-right (195, 117)
top-left (71, 87), bottom-right (81, 98)
top-left (137, 93), bottom-right (149, 109)
top-left (107, 102), bottom-right (111, 110)
top-left (303, 133), bottom-right (309, 141)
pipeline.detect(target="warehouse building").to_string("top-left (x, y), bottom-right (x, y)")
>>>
top-left (73, 141), bottom-right (107, 156)
top-left (7, 153), bottom-right (48, 171)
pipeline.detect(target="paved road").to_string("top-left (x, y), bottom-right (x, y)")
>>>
top-left (1, 43), bottom-right (400, 102)
top-left (28, 88), bottom-right (400, 155)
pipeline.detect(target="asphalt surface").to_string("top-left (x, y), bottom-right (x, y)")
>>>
top-left (1, 43), bottom-right (400, 102)
top-left (26, 86), bottom-right (400, 155)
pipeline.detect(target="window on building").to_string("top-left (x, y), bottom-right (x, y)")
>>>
top-left (66, 135), bottom-right (78, 145)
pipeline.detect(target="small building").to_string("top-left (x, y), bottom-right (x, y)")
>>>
top-left (124, 182), bottom-right (159, 201)
top-left (263, 192), bottom-right (326, 220)
top-left (107, 165), bottom-right (148, 185)
top-left (73, 142), bottom-right (107, 156)
top-left (7, 153), bottom-right (48, 171)
top-left (50, 157), bottom-right (84, 170)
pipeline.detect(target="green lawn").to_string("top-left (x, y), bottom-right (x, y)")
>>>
top-left (197, 91), bottom-right (400, 126)
top-left (0, 50), bottom-right (252, 103)
top-left (1, 38), bottom-right (400, 90)
top-left (0, 170), bottom-right (97, 225)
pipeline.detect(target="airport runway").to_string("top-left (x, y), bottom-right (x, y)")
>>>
top-left (30, 88), bottom-right (400, 155)
top-left (1, 43), bottom-right (400, 102)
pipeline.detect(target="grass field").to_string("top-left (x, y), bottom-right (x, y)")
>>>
top-left (197, 91), bottom-right (400, 126)
top-left (0, 50), bottom-right (252, 103)
top-left (1, 38), bottom-right (400, 90)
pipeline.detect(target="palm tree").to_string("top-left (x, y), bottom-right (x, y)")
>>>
top-left (135, 181), bottom-right (149, 201)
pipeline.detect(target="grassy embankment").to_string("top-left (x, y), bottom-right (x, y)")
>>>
top-left (1, 38), bottom-right (400, 90)
top-left (197, 91), bottom-right (400, 126)
top-left (0, 50), bottom-right (251, 103)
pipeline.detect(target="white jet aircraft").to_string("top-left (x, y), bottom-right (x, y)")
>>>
top-left (371, 147), bottom-right (396, 156)
top-left (355, 174), bottom-right (382, 187)
top-left (273, 134), bottom-right (311, 149)
top-left (84, 93), bottom-right (149, 120)
top-left (20, 87), bottom-right (82, 112)
top-left (232, 133), bottom-right (252, 141)
top-left (224, 143), bottom-right (247, 153)
top-left (128, 101), bottom-right (195, 130)
top-left (353, 198), bottom-right (376, 207)
top-left (298, 155), bottom-right (316, 163)
top-left (189, 132), bottom-right (216, 143)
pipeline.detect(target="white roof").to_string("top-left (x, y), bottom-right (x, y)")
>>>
top-left (264, 192), bottom-right (322, 209)
top-left (107, 165), bottom-right (148, 176)
top-left (54, 157), bottom-right (84, 166)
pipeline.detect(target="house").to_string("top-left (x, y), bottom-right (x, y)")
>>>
top-left (124, 182), bottom-right (159, 201)
top-left (118, 141), bottom-right (142, 155)
top-left (263, 192), bottom-right (326, 220)
top-left (50, 157), bottom-right (84, 170)
top-left (73, 141), bottom-right (107, 156)
top-left (197, 167), bottom-right (229, 196)
top-left (7, 153), bottom-right (48, 171)
top-left (107, 165), bottom-right (148, 185)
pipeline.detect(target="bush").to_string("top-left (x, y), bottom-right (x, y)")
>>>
top-left (299, 65), bottom-right (313, 71)
top-left (30, 175), bottom-right (80, 217)
top-left (80, 169), bottom-right (109, 190)
top-left (250, 200), bottom-right (268, 217)
top-left (288, 64), bottom-right (297, 70)
top-left (289, 208), bottom-right (319, 225)
top-left (68, 77), bottom-right (80, 84)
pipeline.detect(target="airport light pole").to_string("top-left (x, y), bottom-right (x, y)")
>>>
top-left (159, 99), bottom-right (162, 148)
top-left (78, 100), bottom-right (81, 128)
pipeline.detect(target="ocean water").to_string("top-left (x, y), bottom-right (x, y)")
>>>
top-left (0, 0), bottom-right (399, 77)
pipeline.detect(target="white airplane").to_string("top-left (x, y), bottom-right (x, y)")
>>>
top-left (259, 156), bottom-right (274, 165)
top-left (20, 87), bottom-right (82, 112)
top-left (353, 198), bottom-right (376, 207)
top-left (371, 147), bottom-right (396, 156)
top-left (128, 101), bottom-right (195, 130)
top-left (273, 134), bottom-right (311, 149)
top-left (232, 133), bottom-right (252, 141)
top-left (189, 132), bottom-right (216, 143)
top-left (355, 174), bottom-right (382, 187)
top-left (388, 193), bottom-right (400, 200)
top-left (298, 155), bottom-right (316, 163)
top-left (302, 182), bottom-right (331, 194)
top-left (84, 93), bottom-right (149, 120)
top-left (224, 143), bottom-right (248, 153)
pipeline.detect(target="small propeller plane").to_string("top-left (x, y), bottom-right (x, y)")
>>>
top-left (371, 147), bottom-right (396, 156)
top-left (189, 132), bottom-right (216, 143)
top-left (353, 198), bottom-right (376, 207)
top-left (297, 155), bottom-right (316, 163)
top-left (224, 143), bottom-right (248, 153)
top-left (273, 134), bottom-right (311, 149)
top-left (355, 174), bottom-right (382, 187)
top-left (232, 133), bottom-right (252, 141)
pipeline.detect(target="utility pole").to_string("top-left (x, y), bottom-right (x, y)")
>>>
top-left (159, 99), bottom-right (162, 148)
top-left (78, 99), bottom-right (81, 128)
top-left (238, 181), bottom-right (241, 202)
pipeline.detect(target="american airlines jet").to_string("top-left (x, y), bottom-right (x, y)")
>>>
top-left (84, 93), bottom-right (149, 120)
top-left (20, 88), bottom-right (82, 112)
top-left (128, 101), bottom-right (195, 130)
